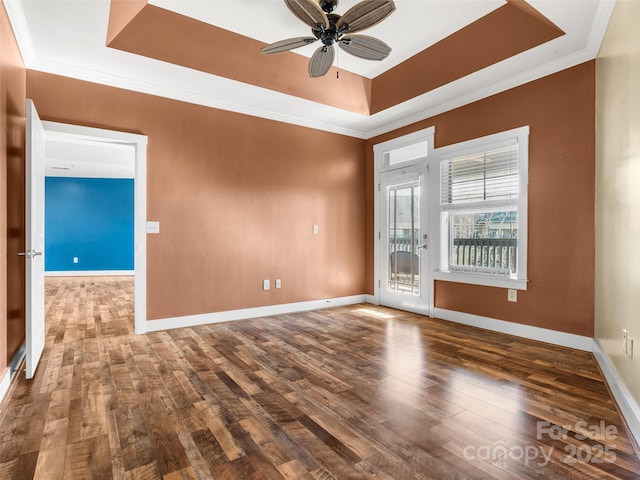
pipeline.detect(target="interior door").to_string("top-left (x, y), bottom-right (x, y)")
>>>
top-left (23, 99), bottom-right (46, 379)
top-left (379, 167), bottom-right (429, 314)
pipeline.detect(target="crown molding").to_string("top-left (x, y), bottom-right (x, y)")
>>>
top-left (363, 44), bottom-right (598, 140)
top-left (363, 0), bottom-right (615, 140)
top-left (2, 0), bottom-right (34, 66)
top-left (588, 0), bottom-right (616, 56)
top-left (28, 58), bottom-right (370, 138)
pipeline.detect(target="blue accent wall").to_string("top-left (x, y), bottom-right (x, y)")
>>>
top-left (45, 177), bottom-right (134, 271)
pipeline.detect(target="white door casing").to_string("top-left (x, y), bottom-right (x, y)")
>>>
top-left (40, 120), bottom-right (148, 334)
top-left (373, 126), bottom-right (436, 316)
top-left (23, 101), bottom-right (149, 379)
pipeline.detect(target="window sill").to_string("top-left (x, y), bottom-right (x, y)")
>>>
top-left (433, 270), bottom-right (528, 291)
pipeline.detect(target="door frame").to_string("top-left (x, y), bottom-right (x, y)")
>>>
top-left (41, 121), bottom-right (148, 334)
top-left (373, 126), bottom-right (437, 316)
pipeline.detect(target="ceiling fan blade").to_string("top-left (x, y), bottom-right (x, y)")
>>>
top-left (308, 45), bottom-right (335, 77)
top-left (339, 35), bottom-right (391, 61)
top-left (336, 0), bottom-right (396, 33)
top-left (261, 37), bottom-right (318, 54)
top-left (284, 0), bottom-right (329, 30)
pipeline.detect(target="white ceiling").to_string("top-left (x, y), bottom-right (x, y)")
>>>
top-left (5, 0), bottom-right (614, 140)
top-left (44, 134), bottom-right (135, 179)
top-left (151, 0), bottom-right (506, 78)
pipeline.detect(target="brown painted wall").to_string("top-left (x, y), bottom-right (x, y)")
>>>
top-left (27, 71), bottom-right (367, 321)
top-left (371, 1), bottom-right (564, 114)
top-left (366, 61), bottom-right (596, 337)
top-left (1, 3), bottom-right (27, 369)
top-left (18, 42), bottom-right (595, 342)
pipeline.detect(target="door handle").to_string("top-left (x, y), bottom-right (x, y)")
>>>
top-left (417, 244), bottom-right (428, 250)
top-left (17, 250), bottom-right (42, 258)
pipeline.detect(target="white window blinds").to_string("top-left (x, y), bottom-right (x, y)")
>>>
top-left (441, 143), bottom-right (518, 206)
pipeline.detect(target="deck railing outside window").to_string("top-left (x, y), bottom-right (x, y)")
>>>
top-left (452, 237), bottom-right (517, 274)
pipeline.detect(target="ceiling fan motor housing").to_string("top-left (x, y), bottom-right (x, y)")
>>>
top-left (314, 13), bottom-right (342, 46)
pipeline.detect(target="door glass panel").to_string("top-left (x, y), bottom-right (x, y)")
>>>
top-left (387, 182), bottom-right (420, 295)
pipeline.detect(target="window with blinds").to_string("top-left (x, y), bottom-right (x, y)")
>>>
top-left (441, 144), bottom-right (518, 206)
top-left (438, 128), bottom-right (528, 284)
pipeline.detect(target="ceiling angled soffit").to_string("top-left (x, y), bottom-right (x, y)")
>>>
top-left (371, 0), bottom-right (565, 114)
top-left (106, 0), bottom-right (372, 115)
top-left (106, 0), bottom-right (564, 118)
top-left (106, 0), bottom-right (148, 46)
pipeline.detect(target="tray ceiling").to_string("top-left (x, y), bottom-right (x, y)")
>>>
top-left (4, 0), bottom-right (613, 138)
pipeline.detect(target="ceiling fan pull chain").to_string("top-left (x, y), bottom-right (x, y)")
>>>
top-left (336, 45), bottom-right (340, 79)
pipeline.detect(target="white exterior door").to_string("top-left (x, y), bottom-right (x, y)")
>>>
top-left (24, 99), bottom-right (46, 379)
top-left (379, 167), bottom-right (430, 314)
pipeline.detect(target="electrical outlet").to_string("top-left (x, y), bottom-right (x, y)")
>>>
top-left (275, 279), bottom-right (281, 289)
top-left (262, 279), bottom-right (270, 290)
top-left (628, 337), bottom-right (634, 360)
top-left (312, 224), bottom-right (319, 235)
top-left (623, 329), bottom-right (629, 354)
top-left (507, 289), bottom-right (517, 302)
top-left (73, 257), bottom-right (78, 264)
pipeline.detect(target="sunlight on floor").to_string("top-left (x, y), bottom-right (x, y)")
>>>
top-left (382, 319), bottom-right (426, 409)
top-left (356, 307), bottom-right (396, 319)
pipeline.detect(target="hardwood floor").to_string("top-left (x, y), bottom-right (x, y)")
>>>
top-left (0, 277), bottom-right (639, 479)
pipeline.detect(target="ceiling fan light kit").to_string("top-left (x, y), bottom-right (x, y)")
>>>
top-left (261, 0), bottom-right (396, 78)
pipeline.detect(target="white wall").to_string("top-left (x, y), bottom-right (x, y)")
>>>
top-left (596, 0), bottom-right (640, 407)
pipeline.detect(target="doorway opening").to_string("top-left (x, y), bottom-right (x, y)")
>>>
top-left (373, 126), bottom-right (436, 316)
top-left (41, 121), bottom-right (148, 334)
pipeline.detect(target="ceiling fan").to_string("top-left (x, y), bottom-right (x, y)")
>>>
top-left (261, 0), bottom-right (396, 78)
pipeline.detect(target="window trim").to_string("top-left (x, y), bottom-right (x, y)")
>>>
top-left (376, 127), bottom-right (434, 173)
top-left (433, 126), bottom-right (529, 291)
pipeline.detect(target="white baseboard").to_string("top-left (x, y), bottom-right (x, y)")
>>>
top-left (592, 340), bottom-right (640, 449)
top-left (364, 294), bottom-right (378, 305)
top-left (0, 342), bottom-right (25, 409)
top-left (144, 294), bottom-right (368, 333)
top-left (45, 270), bottom-right (134, 277)
top-left (432, 307), bottom-right (594, 351)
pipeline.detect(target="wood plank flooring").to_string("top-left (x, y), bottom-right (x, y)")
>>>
top-left (0, 276), bottom-right (639, 479)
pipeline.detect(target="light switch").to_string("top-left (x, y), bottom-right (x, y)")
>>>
top-left (262, 279), bottom-right (270, 290)
top-left (147, 221), bottom-right (160, 234)
top-left (313, 224), bottom-right (319, 235)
